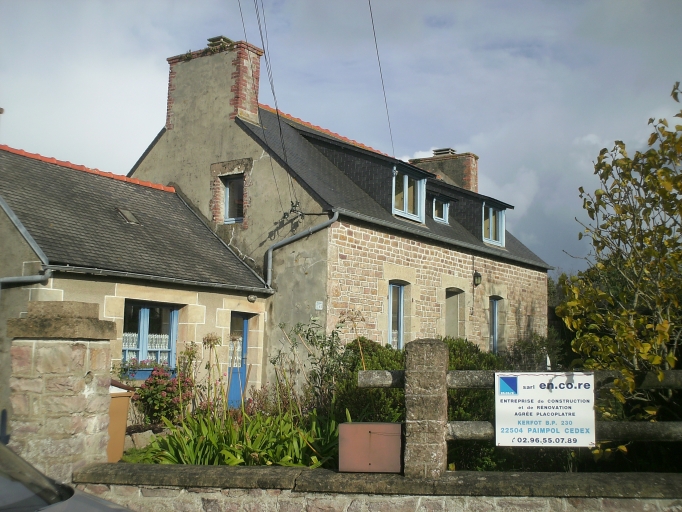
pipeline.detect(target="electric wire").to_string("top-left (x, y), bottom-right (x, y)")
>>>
top-left (252, 0), bottom-right (300, 211)
top-left (367, 0), bottom-right (395, 157)
top-left (236, 0), bottom-right (286, 216)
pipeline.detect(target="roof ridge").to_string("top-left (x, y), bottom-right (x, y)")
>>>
top-left (258, 104), bottom-right (391, 157)
top-left (0, 145), bottom-right (175, 193)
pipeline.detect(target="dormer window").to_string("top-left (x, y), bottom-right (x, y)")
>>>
top-left (433, 197), bottom-right (449, 224)
top-left (392, 167), bottom-right (425, 222)
top-left (222, 174), bottom-right (244, 224)
top-left (483, 202), bottom-right (505, 246)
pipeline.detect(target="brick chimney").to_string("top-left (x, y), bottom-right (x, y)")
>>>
top-left (409, 148), bottom-right (479, 193)
top-left (165, 36), bottom-right (263, 130)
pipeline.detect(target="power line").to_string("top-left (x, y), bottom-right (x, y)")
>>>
top-left (367, 0), bottom-right (395, 157)
top-left (252, 0), bottom-right (300, 210)
top-left (236, 0), bottom-right (286, 216)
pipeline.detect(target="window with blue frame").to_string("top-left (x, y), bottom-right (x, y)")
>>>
top-left (483, 202), bottom-right (505, 246)
top-left (122, 301), bottom-right (178, 367)
top-left (392, 167), bottom-right (426, 223)
top-left (388, 282), bottom-right (405, 350)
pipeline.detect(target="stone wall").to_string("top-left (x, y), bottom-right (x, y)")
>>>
top-left (73, 465), bottom-right (682, 512)
top-left (327, 221), bottom-right (547, 350)
top-left (7, 301), bottom-right (115, 483)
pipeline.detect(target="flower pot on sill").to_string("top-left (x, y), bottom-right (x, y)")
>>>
top-left (122, 368), bottom-right (176, 381)
top-left (338, 422), bottom-right (402, 473)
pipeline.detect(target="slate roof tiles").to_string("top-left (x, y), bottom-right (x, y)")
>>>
top-left (239, 107), bottom-right (550, 270)
top-left (0, 146), bottom-right (270, 292)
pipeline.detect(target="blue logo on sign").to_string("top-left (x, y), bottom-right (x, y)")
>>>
top-left (499, 376), bottom-right (518, 395)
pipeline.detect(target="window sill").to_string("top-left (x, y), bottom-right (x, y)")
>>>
top-left (393, 210), bottom-right (424, 224)
top-left (483, 239), bottom-right (506, 249)
top-left (224, 218), bottom-right (244, 225)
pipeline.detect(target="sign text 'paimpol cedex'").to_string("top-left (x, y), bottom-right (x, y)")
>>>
top-left (494, 372), bottom-right (596, 448)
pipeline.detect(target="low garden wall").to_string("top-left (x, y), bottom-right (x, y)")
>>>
top-left (74, 464), bottom-right (682, 511)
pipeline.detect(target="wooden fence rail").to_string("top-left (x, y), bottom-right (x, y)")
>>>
top-left (358, 369), bottom-right (682, 443)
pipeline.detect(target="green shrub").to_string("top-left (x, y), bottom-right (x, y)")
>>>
top-left (442, 337), bottom-right (507, 470)
top-left (505, 328), bottom-right (569, 371)
top-left (334, 337), bottom-right (405, 423)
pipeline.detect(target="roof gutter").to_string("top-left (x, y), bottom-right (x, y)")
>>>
top-left (266, 211), bottom-right (339, 286)
top-left (333, 208), bottom-right (552, 270)
top-left (44, 266), bottom-right (273, 295)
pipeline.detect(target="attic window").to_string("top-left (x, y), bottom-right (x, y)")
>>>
top-left (483, 202), bottom-right (505, 246)
top-left (392, 167), bottom-right (425, 223)
top-left (433, 197), bottom-right (449, 224)
top-left (117, 208), bottom-right (140, 225)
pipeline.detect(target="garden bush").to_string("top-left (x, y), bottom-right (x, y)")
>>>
top-left (132, 366), bottom-right (194, 425)
top-left (334, 337), bottom-right (405, 423)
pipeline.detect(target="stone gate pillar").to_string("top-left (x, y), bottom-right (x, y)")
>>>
top-left (403, 338), bottom-right (448, 479)
top-left (7, 301), bottom-right (116, 483)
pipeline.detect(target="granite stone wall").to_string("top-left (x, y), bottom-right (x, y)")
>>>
top-left (76, 485), bottom-right (681, 512)
top-left (7, 301), bottom-right (115, 483)
top-left (73, 465), bottom-right (682, 512)
top-left (327, 221), bottom-right (548, 350)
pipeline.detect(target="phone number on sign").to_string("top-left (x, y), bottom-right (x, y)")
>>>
top-left (511, 437), bottom-right (579, 444)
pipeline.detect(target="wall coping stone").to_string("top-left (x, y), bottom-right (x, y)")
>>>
top-left (73, 464), bottom-right (682, 499)
top-left (7, 301), bottom-right (115, 340)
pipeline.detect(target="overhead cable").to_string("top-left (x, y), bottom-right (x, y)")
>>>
top-left (236, 0), bottom-right (286, 216)
top-left (368, 0), bottom-right (395, 157)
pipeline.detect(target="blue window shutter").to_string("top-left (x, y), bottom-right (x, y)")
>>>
top-left (139, 307), bottom-right (150, 362)
top-left (169, 309), bottom-right (179, 369)
top-left (241, 316), bottom-right (248, 366)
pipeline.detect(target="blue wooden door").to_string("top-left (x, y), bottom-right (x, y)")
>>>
top-left (227, 313), bottom-right (248, 407)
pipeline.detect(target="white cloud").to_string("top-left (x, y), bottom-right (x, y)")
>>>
top-left (1, 0), bottom-right (681, 274)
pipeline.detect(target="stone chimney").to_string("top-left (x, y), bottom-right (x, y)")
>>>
top-left (165, 36), bottom-right (263, 129)
top-left (409, 148), bottom-right (479, 193)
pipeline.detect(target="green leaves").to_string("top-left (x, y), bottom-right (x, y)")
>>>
top-left (149, 409), bottom-right (338, 468)
top-left (558, 83), bottom-right (682, 422)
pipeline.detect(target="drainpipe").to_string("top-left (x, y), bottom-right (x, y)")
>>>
top-left (0, 270), bottom-right (52, 306)
top-left (0, 269), bottom-right (52, 445)
top-left (266, 210), bottom-right (339, 287)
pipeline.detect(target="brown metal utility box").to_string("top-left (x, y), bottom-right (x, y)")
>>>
top-left (107, 386), bottom-right (134, 463)
top-left (338, 422), bottom-right (402, 473)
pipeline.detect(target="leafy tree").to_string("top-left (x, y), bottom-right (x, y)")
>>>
top-left (557, 83), bottom-right (682, 420)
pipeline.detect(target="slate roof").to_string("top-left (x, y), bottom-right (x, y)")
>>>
top-left (238, 107), bottom-right (551, 270)
top-left (0, 146), bottom-right (270, 293)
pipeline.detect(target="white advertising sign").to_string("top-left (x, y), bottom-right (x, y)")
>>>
top-left (495, 372), bottom-right (595, 447)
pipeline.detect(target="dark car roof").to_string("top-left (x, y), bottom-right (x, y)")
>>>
top-left (0, 146), bottom-right (270, 293)
top-left (238, 107), bottom-right (550, 270)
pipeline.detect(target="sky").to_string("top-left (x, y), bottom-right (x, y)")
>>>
top-left (1, 0), bottom-right (681, 276)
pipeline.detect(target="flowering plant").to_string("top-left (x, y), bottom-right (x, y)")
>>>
top-left (132, 366), bottom-right (194, 424)
top-left (116, 358), bottom-right (171, 381)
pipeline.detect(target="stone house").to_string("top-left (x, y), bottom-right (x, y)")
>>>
top-left (0, 144), bottom-right (272, 431)
top-left (128, 36), bottom-right (551, 376)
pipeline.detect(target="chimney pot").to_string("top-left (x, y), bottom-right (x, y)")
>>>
top-left (432, 148), bottom-right (456, 156)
